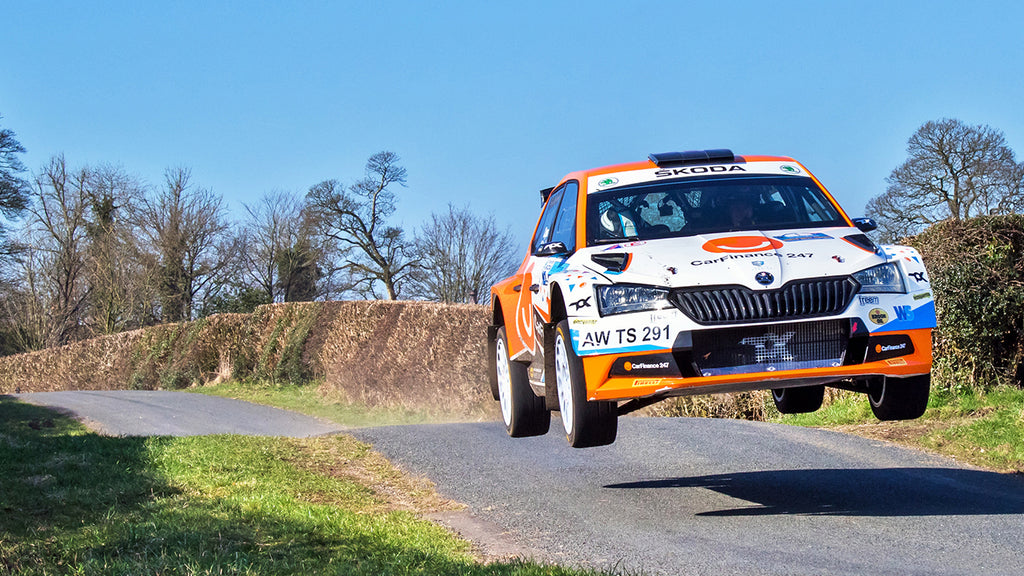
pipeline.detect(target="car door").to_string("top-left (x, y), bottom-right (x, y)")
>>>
top-left (512, 182), bottom-right (578, 358)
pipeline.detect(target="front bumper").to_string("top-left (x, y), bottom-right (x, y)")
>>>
top-left (581, 327), bottom-right (932, 402)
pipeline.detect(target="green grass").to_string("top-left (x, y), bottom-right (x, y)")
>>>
top-left (0, 397), bottom-right (597, 575)
top-left (772, 386), bottom-right (1024, 473)
top-left (192, 380), bottom-right (447, 428)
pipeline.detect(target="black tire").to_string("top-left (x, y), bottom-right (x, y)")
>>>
top-left (771, 385), bottom-right (825, 414)
top-left (553, 320), bottom-right (617, 448)
top-left (868, 374), bottom-right (930, 421)
top-left (494, 326), bottom-right (550, 437)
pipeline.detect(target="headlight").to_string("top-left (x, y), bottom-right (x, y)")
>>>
top-left (597, 284), bottom-right (672, 315)
top-left (853, 263), bottom-right (906, 293)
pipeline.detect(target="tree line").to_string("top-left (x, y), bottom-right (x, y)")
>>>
top-left (0, 118), bottom-right (518, 355)
top-left (3, 115), bottom-right (1022, 356)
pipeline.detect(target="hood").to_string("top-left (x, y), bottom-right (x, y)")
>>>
top-left (580, 227), bottom-right (883, 290)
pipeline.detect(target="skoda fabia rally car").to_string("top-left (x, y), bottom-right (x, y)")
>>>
top-left (487, 149), bottom-right (935, 448)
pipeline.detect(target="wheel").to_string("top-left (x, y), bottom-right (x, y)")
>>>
top-left (868, 374), bottom-right (930, 421)
top-left (495, 326), bottom-right (550, 437)
top-left (771, 385), bottom-right (825, 414)
top-left (553, 320), bottom-right (617, 448)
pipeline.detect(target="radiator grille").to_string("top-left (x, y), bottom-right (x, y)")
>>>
top-left (669, 277), bottom-right (858, 325)
top-left (691, 319), bottom-right (847, 377)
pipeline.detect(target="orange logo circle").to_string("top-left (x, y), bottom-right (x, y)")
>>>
top-left (702, 236), bottom-right (784, 253)
top-left (875, 344), bottom-right (882, 353)
top-left (624, 362), bottom-right (633, 371)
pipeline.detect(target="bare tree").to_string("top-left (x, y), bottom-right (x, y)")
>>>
top-left (84, 164), bottom-right (151, 334)
top-left (136, 167), bottom-right (232, 322)
top-left (238, 190), bottom-right (301, 303)
top-left (306, 151), bottom-right (416, 299)
top-left (0, 238), bottom-right (48, 353)
top-left (409, 204), bottom-right (519, 304)
top-left (0, 115), bottom-right (31, 258)
top-left (867, 118), bottom-right (1024, 241)
top-left (24, 155), bottom-right (92, 346)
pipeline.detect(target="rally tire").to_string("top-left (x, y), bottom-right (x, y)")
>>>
top-left (554, 320), bottom-right (617, 448)
top-left (771, 385), bottom-right (825, 414)
top-left (495, 327), bottom-right (550, 437)
top-left (868, 374), bottom-right (930, 421)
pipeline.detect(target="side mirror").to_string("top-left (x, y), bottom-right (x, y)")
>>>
top-left (535, 241), bottom-right (569, 257)
top-left (852, 217), bottom-right (877, 233)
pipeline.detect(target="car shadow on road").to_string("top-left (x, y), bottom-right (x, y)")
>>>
top-left (605, 468), bottom-right (1024, 517)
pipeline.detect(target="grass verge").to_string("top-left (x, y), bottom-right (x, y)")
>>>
top-left (0, 396), bottom-right (596, 575)
top-left (774, 386), bottom-right (1024, 473)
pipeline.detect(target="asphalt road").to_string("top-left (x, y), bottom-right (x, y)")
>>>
top-left (14, 390), bottom-right (343, 437)
top-left (352, 418), bottom-right (1024, 576)
top-left (12, 391), bottom-right (1024, 574)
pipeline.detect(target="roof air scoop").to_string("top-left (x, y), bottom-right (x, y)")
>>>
top-left (649, 149), bottom-right (735, 167)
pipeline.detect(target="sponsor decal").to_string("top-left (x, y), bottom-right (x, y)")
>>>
top-left (774, 232), bottom-right (832, 242)
top-left (876, 342), bottom-right (907, 353)
top-left (909, 272), bottom-right (928, 283)
top-left (625, 361), bottom-right (670, 371)
top-left (913, 291), bottom-right (932, 300)
top-left (885, 357), bottom-right (908, 366)
top-left (601, 241), bottom-right (647, 251)
top-left (780, 165), bottom-right (801, 174)
top-left (893, 305), bottom-right (914, 322)
top-left (609, 353), bottom-right (680, 376)
top-left (703, 236), bottom-right (785, 253)
top-left (858, 296), bottom-right (880, 306)
top-left (832, 255), bottom-right (845, 263)
top-left (570, 296), bottom-right (592, 311)
top-left (869, 308), bottom-right (889, 325)
top-left (632, 378), bottom-right (663, 387)
top-left (654, 165), bottom-right (747, 177)
top-left (755, 271), bottom-right (774, 285)
top-left (596, 177), bottom-right (619, 188)
top-left (571, 318), bottom-right (598, 325)
top-left (666, 266), bottom-right (677, 275)
top-left (691, 252), bottom-right (812, 266)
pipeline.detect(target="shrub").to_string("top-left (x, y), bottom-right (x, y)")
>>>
top-left (910, 215), bottom-right (1024, 390)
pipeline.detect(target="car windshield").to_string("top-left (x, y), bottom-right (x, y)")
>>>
top-left (586, 175), bottom-right (846, 245)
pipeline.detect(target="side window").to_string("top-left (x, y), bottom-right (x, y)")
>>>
top-left (797, 186), bottom-right (841, 222)
top-left (532, 186), bottom-right (564, 254)
top-left (549, 181), bottom-right (578, 252)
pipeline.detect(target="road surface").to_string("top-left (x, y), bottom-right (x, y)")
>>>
top-left (353, 417), bottom-right (1024, 576)
top-left (14, 390), bottom-right (343, 437)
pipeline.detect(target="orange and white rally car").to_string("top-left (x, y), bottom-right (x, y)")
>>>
top-left (488, 149), bottom-right (935, 447)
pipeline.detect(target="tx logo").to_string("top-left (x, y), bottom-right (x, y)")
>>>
top-left (909, 272), bottom-right (928, 283)
top-left (570, 296), bottom-right (592, 311)
top-left (739, 331), bottom-right (796, 363)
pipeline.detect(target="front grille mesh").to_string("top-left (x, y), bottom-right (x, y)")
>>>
top-left (669, 277), bottom-right (859, 325)
top-left (691, 319), bottom-right (847, 376)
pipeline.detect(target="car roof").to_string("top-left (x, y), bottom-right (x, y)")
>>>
top-left (553, 154), bottom-right (799, 189)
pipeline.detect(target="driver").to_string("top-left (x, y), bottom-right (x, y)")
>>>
top-left (723, 188), bottom-right (759, 228)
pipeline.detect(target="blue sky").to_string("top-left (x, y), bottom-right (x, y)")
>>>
top-left (4, 1), bottom-right (1023, 247)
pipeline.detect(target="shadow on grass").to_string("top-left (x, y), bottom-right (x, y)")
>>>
top-left (606, 467), bottom-right (1024, 517)
top-left (0, 397), bottom-right (580, 576)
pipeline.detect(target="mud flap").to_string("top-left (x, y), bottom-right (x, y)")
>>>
top-left (543, 322), bottom-right (560, 410)
top-left (487, 325), bottom-right (500, 400)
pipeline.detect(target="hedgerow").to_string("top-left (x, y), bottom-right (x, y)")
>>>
top-left (910, 215), bottom-right (1024, 391)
